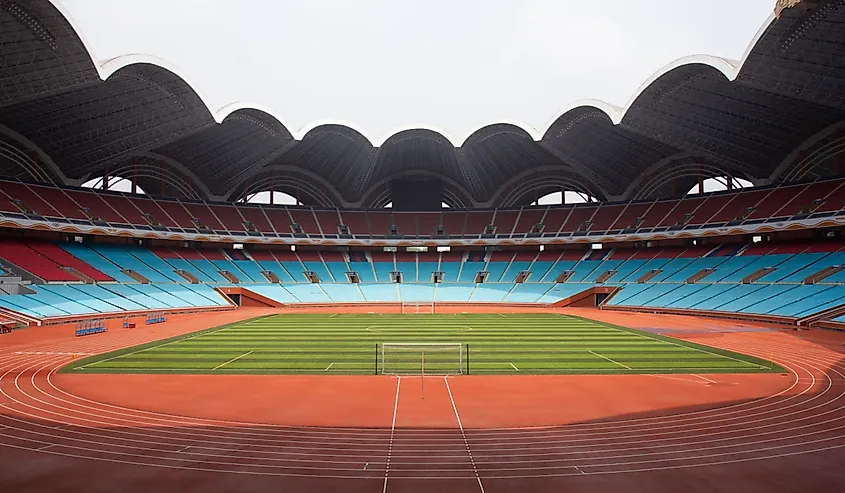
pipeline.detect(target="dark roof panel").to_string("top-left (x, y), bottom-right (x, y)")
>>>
top-left (0, 0), bottom-right (844, 207)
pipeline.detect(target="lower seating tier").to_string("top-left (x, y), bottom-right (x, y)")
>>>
top-left (0, 283), bottom-right (231, 318)
top-left (2, 277), bottom-right (844, 321)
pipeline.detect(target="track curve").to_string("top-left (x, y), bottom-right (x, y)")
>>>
top-left (1, 318), bottom-right (844, 492)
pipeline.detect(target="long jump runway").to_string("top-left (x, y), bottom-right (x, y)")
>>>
top-left (0, 312), bottom-right (844, 492)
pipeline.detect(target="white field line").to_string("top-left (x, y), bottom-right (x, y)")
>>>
top-left (325, 362), bottom-right (334, 371)
top-left (68, 366), bottom-right (757, 373)
top-left (589, 350), bottom-right (632, 370)
top-left (78, 338), bottom-right (186, 369)
top-left (78, 325), bottom-right (232, 369)
top-left (509, 362), bottom-right (520, 372)
top-left (212, 351), bottom-right (253, 371)
top-left (657, 337), bottom-right (768, 369)
top-left (383, 376), bottom-right (401, 493)
top-left (445, 377), bottom-right (485, 493)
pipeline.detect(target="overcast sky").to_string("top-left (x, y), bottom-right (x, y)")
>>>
top-left (60, 0), bottom-right (774, 143)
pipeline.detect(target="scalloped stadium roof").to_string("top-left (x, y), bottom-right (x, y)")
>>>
top-left (2, 0), bottom-right (845, 208)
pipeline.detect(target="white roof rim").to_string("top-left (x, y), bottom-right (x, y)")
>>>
top-left (51, 0), bottom-right (774, 148)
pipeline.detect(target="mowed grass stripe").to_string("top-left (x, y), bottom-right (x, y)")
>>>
top-left (66, 314), bottom-right (783, 375)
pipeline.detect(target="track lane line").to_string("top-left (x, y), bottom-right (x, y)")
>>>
top-left (445, 376), bottom-right (485, 493)
top-left (383, 376), bottom-right (401, 493)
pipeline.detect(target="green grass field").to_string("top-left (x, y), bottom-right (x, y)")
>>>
top-left (64, 314), bottom-right (784, 375)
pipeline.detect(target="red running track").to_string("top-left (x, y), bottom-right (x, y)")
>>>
top-left (0, 309), bottom-right (844, 492)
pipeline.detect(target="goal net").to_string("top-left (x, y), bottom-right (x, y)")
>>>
top-left (400, 302), bottom-right (435, 314)
top-left (381, 343), bottom-right (463, 375)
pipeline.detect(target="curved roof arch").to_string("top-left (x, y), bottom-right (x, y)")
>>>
top-left (2, 2), bottom-right (844, 205)
top-left (38, 1), bottom-right (774, 147)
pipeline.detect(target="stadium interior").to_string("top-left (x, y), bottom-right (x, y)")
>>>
top-left (0, 0), bottom-right (845, 331)
top-left (3, 1), bottom-right (845, 491)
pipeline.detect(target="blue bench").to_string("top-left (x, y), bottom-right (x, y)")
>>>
top-left (75, 326), bottom-right (106, 337)
top-left (75, 319), bottom-right (106, 336)
top-left (146, 312), bottom-right (167, 325)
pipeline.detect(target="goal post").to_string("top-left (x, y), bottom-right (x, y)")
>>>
top-left (380, 343), bottom-right (463, 375)
top-left (400, 302), bottom-right (435, 314)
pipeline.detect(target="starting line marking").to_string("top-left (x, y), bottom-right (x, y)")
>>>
top-left (212, 351), bottom-right (253, 371)
top-left (589, 350), bottom-right (632, 370)
top-left (693, 374), bottom-right (718, 384)
top-left (647, 374), bottom-right (710, 384)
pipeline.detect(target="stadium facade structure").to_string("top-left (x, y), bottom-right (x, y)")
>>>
top-left (2, 1), bottom-right (845, 331)
top-left (1, 0), bottom-right (845, 211)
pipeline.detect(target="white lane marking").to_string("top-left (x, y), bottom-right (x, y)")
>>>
top-left (445, 377), bottom-right (485, 493)
top-left (694, 374), bottom-right (718, 384)
top-left (383, 376), bottom-right (401, 493)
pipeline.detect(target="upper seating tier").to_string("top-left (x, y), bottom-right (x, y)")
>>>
top-left (1, 178), bottom-right (845, 239)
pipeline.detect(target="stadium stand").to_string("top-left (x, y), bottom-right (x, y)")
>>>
top-left (0, 233), bottom-right (843, 325)
top-left (1, 1), bottom-right (845, 331)
top-left (1, 178), bottom-right (845, 239)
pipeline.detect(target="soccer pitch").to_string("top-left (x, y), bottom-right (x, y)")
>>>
top-left (66, 314), bottom-right (783, 375)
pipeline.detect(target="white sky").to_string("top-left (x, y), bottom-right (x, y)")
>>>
top-left (59, 0), bottom-right (774, 142)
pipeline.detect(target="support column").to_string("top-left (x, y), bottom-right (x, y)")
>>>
top-left (131, 157), bottom-right (137, 194)
top-left (103, 168), bottom-right (109, 190)
top-left (796, 150), bottom-right (807, 173)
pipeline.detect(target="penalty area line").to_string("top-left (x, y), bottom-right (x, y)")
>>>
top-left (212, 351), bottom-right (253, 371)
top-left (589, 350), bottom-right (632, 370)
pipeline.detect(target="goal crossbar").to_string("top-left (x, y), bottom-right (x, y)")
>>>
top-left (380, 342), bottom-right (463, 375)
top-left (400, 302), bottom-right (435, 314)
